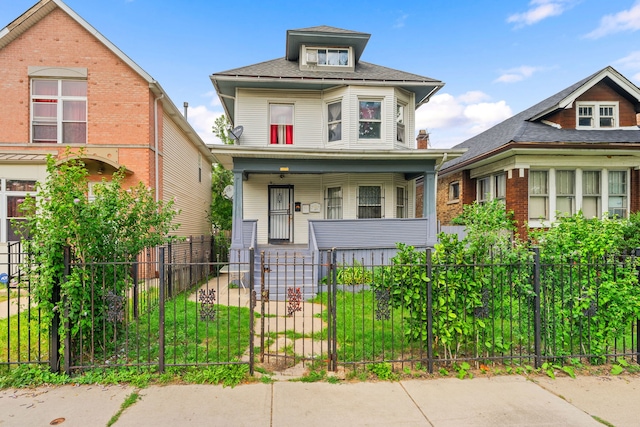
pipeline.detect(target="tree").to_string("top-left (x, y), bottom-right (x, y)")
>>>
top-left (210, 115), bottom-right (234, 231)
top-left (19, 150), bottom-right (179, 359)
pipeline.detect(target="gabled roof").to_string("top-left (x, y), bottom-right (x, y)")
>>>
top-left (0, 0), bottom-right (214, 163)
top-left (285, 26), bottom-right (370, 62)
top-left (212, 32), bottom-right (444, 123)
top-left (440, 66), bottom-right (640, 174)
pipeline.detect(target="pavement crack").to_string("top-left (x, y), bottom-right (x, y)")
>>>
top-left (399, 382), bottom-right (434, 426)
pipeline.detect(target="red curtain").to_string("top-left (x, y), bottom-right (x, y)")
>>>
top-left (285, 125), bottom-right (293, 144)
top-left (270, 125), bottom-right (293, 144)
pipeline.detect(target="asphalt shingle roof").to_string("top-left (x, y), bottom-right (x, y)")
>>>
top-left (440, 67), bottom-right (640, 173)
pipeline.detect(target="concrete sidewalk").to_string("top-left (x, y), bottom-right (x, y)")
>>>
top-left (1, 374), bottom-right (639, 426)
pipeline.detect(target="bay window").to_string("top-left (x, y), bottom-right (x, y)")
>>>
top-left (396, 104), bottom-right (405, 143)
top-left (31, 79), bottom-right (87, 144)
top-left (529, 170), bottom-right (549, 220)
top-left (358, 101), bottom-right (381, 140)
top-left (556, 170), bottom-right (575, 216)
top-left (582, 171), bottom-right (601, 218)
top-left (357, 186), bottom-right (382, 219)
top-left (327, 101), bottom-right (342, 142)
top-left (396, 186), bottom-right (407, 218)
top-left (608, 171), bottom-right (627, 218)
top-left (326, 187), bottom-right (343, 219)
top-left (270, 104), bottom-right (294, 144)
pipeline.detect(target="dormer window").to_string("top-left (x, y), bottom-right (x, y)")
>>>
top-left (576, 102), bottom-right (618, 129)
top-left (302, 46), bottom-right (353, 71)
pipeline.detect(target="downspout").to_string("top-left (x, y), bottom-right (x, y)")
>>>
top-left (154, 92), bottom-right (164, 202)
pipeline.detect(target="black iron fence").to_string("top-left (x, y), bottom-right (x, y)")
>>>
top-left (2, 241), bottom-right (639, 376)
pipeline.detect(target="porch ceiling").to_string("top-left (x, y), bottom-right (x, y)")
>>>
top-left (209, 145), bottom-right (466, 173)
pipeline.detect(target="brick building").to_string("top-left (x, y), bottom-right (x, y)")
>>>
top-left (436, 66), bottom-right (640, 238)
top-left (0, 0), bottom-right (214, 248)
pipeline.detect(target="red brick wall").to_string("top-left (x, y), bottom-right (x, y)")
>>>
top-left (434, 171), bottom-right (466, 224)
top-left (0, 8), bottom-right (160, 194)
top-left (505, 168), bottom-right (529, 239)
top-left (545, 81), bottom-right (637, 128)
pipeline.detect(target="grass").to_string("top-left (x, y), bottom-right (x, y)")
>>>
top-left (0, 310), bottom-right (49, 364)
top-left (107, 391), bottom-right (140, 427)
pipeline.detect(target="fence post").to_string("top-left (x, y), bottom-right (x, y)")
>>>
top-left (189, 236), bottom-right (193, 287)
top-left (329, 249), bottom-right (338, 372)
top-left (636, 248), bottom-right (640, 365)
top-left (260, 251), bottom-right (266, 363)
top-left (248, 247), bottom-right (255, 375)
top-left (132, 262), bottom-right (139, 319)
top-left (426, 248), bottom-right (434, 374)
top-left (158, 247), bottom-right (165, 373)
top-left (167, 242), bottom-right (173, 298)
top-left (533, 247), bottom-right (542, 369)
top-left (49, 254), bottom-right (62, 373)
top-left (62, 246), bottom-right (72, 375)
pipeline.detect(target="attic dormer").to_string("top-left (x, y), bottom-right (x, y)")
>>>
top-left (285, 26), bottom-right (370, 72)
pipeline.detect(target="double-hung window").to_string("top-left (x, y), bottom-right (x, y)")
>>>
top-left (326, 187), bottom-right (343, 219)
top-left (2, 179), bottom-right (36, 242)
top-left (396, 186), bottom-right (407, 218)
top-left (556, 170), bottom-right (575, 216)
top-left (608, 171), bottom-right (627, 218)
top-left (529, 170), bottom-right (549, 220)
top-left (449, 181), bottom-right (460, 202)
top-left (357, 186), bottom-right (382, 219)
top-left (358, 101), bottom-right (381, 140)
top-left (31, 79), bottom-right (87, 144)
top-left (327, 101), bottom-right (342, 142)
top-left (396, 104), bottom-right (405, 143)
top-left (270, 104), bottom-right (293, 144)
top-left (494, 174), bottom-right (506, 202)
top-left (477, 177), bottom-right (490, 204)
top-left (582, 171), bottom-right (601, 218)
top-left (576, 102), bottom-right (617, 129)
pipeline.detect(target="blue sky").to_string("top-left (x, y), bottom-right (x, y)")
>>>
top-left (2, 0), bottom-right (640, 148)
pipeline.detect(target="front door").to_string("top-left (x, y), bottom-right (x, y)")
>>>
top-left (268, 185), bottom-right (293, 244)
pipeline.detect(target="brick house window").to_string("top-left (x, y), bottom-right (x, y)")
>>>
top-left (582, 171), bottom-right (601, 218)
top-left (529, 170), bottom-right (549, 220)
top-left (31, 79), bottom-right (87, 144)
top-left (448, 181), bottom-right (460, 202)
top-left (608, 171), bottom-right (627, 218)
top-left (556, 170), bottom-right (575, 216)
top-left (2, 179), bottom-right (36, 242)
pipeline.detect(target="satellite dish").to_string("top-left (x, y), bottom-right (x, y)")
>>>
top-left (228, 126), bottom-right (243, 142)
top-left (222, 185), bottom-right (234, 200)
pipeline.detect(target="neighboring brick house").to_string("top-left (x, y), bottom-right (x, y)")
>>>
top-left (0, 0), bottom-right (214, 251)
top-left (436, 66), bottom-right (640, 238)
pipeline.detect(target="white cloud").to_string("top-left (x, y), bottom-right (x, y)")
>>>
top-left (416, 92), bottom-right (513, 148)
top-left (494, 65), bottom-right (543, 83)
top-left (187, 105), bottom-right (225, 146)
top-left (615, 50), bottom-right (640, 84)
top-left (393, 13), bottom-right (409, 29)
top-left (507, 0), bottom-right (573, 28)
top-left (585, 1), bottom-right (640, 39)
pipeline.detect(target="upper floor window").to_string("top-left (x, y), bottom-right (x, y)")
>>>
top-left (327, 101), bottom-right (342, 142)
top-left (270, 104), bottom-right (293, 144)
top-left (396, 104), bottom-right (405, 143)
top-left (306, 48), bottom-right (350, 67)
top-left (359, 101), bottom-right (381, 140)
top-left (576, 102), bottom-right (618, 129)
top-left (31, 79), bottom-right (87, 144)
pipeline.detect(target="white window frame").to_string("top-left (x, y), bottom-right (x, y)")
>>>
top-left (581, 170), bottom-right (601, 219)
top-left (31, 78), bottom-right (88, 144)
top-left (529, 170), bottom-right (549, 221)
top-left (607, 170), bottom-right (628, 218)
top-left (358, 100), bottom-right (383, 141)
top-left (305, 47), bottom-right (351, 67)
top-left (576, 101), bottom-right (619, 129)
top-left (494, 174), bottom-right (506, 201)
top-left (325, 186), bottom-right (343, 219)
top-left (396, 103), bottom-right (406, 144)
top-left (555, 170), bottom-right (575, 217)
top-left (269, 103), bottom-right (294, 145)
top-left (396, 186), bottom-right (407, 218)
top-left (477, 177), bottom-right (490, 204)
top-left (327, 100), bottom-right (342, 143)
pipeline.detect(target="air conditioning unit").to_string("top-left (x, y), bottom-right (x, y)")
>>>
top-left (306, 50), bottom-right (318, 64)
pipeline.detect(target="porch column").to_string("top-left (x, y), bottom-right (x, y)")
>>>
top-left (231, 170), bottom-right (244, 249)
top-left (422, 171), bottom-right (437, 244)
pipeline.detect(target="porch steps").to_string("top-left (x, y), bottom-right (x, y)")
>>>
top-left (254, 246), bottom-right (316, 300)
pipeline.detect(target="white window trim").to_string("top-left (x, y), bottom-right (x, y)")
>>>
top-left (395, 185), bottom-right (408, 218)
top-left (30, 78), bottom-right (87, 144)
top-left (326, 99), bottom-right (342, 144)
top-left (325, 185), bottom-right (343, 219)
top-left (357, 99), bottom-right (384, 142)
top-left (1, 179), bottom-right (37, 243)
top-left (396, 102), bottom-right (406, 145)
top-left (575, 101), bottom-right (619, 129)
top-left (302, 46), bottom-right (353, 68)
top-left (268, 103), bottom-right (295, 145)
top-left (356, 184), bottom-right (384, 219)
top-left (448, 181), bottom-right (460, 203)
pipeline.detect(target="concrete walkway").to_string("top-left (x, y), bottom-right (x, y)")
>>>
top-left (1, 374), bottom-right (639, 426)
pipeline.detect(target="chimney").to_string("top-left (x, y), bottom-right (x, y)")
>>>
top-left (416, 129), bottom-right (429, 149)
